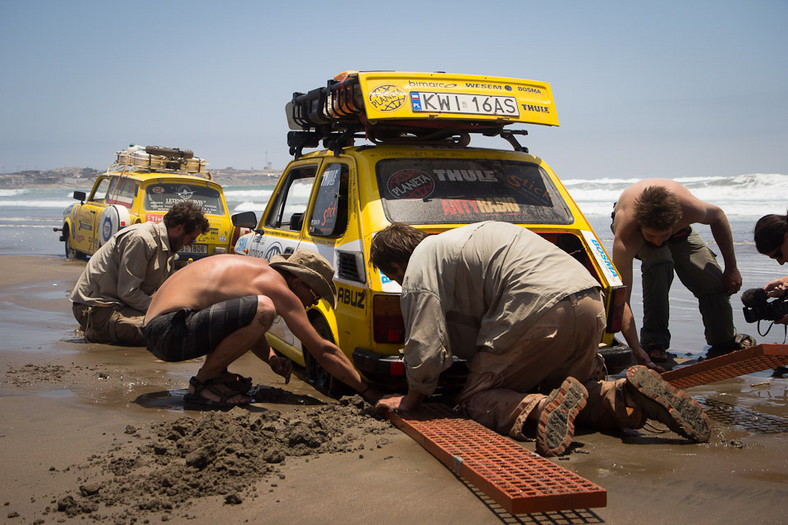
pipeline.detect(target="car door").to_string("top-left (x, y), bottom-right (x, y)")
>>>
top-left (245, 163), bottom-right (320, 347)
top-left (72, 176), bottom-right (113, 254)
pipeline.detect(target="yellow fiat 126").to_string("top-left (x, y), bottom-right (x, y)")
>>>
top-left (59, 145), bottom-right (240, 263)
top-left (234, 71), bottom-right (630, 396)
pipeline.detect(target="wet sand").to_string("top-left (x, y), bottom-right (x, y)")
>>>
top-left (1, 255), bottom-right (787, 524)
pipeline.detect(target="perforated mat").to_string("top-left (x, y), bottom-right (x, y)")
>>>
top-left (662, 344), bottom-right (788, 390)
top-left (387, 403), bottom-right (606, 515)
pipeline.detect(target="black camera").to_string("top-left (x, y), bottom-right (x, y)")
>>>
top-left (741, 288), bottom-right (788, 323)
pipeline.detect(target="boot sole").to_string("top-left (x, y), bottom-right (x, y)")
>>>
top-left (536, 377), bottom-right (588, 457)
top-left (626, 366), bottom-right (711, 443)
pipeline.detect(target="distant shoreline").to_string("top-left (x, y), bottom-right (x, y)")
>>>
top-left (0, 171), bottom-right (282, 190)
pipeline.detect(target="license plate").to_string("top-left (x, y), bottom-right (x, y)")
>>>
top-left (410, 92), bottom-right (520, 117)
top-left (179, 244), bottom-right (208, 255)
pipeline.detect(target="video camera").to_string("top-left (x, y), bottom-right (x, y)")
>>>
top-left (741, 288), bottom-right (788, 323)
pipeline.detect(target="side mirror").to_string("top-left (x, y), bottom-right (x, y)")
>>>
top-left (231, 211), bottom-right (258, 229)
top-left (73, 190), bottom-right (86, 203)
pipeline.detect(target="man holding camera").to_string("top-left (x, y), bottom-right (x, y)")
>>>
top-left (612, 179), bottom-right (754, 364)
top-left (753, 211), bottom-right (788, 324)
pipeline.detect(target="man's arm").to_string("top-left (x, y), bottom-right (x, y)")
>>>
top-left (250, 339), bottom-right (292, 383)
top-left (376, 291), bottom-right (451, 412)
top-left (701, 204), bottom-right (742, 294)
top-left (764, 277), bottom-right (788, 324)
top-left (612, 230), bottom-right (663, 371)
top-left (278, 298), bottom-right (369, 394)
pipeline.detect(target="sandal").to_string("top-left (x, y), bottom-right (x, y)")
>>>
top-left (183, 376), bottom-right (251, 409)
top-left (219, 372), bottom-right (253, 393)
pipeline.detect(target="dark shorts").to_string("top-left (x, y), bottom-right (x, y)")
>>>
top-left (142, 296), bottom-right (258, 362)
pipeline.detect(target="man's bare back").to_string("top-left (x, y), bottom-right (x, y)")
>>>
top-left (145, 254), bottom-right (289, 323)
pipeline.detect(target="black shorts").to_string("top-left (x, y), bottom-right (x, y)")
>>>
top-left (142, 296), bottom-right (258, 362)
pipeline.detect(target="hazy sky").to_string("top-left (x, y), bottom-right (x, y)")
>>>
top-left (1, 1), bottom-right (786, 180)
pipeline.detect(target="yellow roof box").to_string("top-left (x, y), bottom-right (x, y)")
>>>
top-left (359, 71), bottom-right (558, 126)
top-left (287, 71), bottom-right (559, 132)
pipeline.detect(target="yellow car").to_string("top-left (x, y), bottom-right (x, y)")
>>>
top-left (59, 145), bottom-right (239, 262)
top-left (236, 71), bottom-right (630, 396)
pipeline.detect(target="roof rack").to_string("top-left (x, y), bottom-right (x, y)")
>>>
top-left (107, 145), bottom-right (212, 180)
top-left (285, 71), bottom-right (558, 158)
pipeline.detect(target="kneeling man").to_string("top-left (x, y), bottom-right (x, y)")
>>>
top-left (143, 251), bottom-right (371, 408)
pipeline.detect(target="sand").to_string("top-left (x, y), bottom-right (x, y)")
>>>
top-left (1, 255), bottom-right (787, 524)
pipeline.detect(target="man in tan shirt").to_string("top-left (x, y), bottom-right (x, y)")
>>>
top-left (70, 201), bottom-right (208, 345)
top-left (371, 221), bottom-right (710, 457)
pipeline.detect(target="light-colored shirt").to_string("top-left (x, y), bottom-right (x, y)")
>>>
top-left (400, 221), bottom-right (601, 395)
top-left (70, 221), bottom-right (174, 312)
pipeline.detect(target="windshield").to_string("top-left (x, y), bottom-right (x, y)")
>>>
top-left (143, 183), bottom-right (225, 215)
top-left (376, 158), bottom-right (573, 225)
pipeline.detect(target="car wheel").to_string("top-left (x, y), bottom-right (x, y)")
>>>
top-left (64, 227), bottom-right (85, 260)
top-left (303, 317), bottom-right (349, 399)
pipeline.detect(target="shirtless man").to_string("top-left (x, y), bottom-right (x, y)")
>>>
top-left (612, 179), bottom-right (753, 368)
top-left (143, 250), bottom-right (372, 408)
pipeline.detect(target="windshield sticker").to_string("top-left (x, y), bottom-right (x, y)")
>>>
top-left (176, 186), bottom-right (194, 199)
top-left (503, 174), bottom-right (553, 206)
top-left (435, 169), bottom-right (497, 182)
top-left (386, 169), bottom-right (435, 199)
top-left (442, 197), bottom-right (520, 216)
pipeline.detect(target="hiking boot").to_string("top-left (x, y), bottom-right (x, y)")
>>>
top-left (707, 333), bottom-right (756, 358)
top-left (624, 365), bottom-right (711, 443)
top-left (536, 377), bottom-right (588, 457)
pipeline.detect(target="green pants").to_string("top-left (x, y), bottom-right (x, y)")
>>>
top-left (72, 302), bottom-right (145, 346)
top-left (636, 228), bottom-right (735, 349)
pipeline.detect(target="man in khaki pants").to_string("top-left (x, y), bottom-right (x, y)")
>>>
top-left (370, 221), bottom-right (710, 457)
top-left (70, 201), bottom-right (208, 345)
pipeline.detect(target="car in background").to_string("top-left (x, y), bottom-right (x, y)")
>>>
top-left (58, 145), bottom-right (241, 263)
top-left (235, 71), bottom-right (631, 396)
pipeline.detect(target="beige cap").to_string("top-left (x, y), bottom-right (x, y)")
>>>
top-left (269, 250), bottom-right (337, 308)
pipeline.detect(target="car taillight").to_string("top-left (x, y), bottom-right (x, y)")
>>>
top-left (606, 285), bottom-right (627, 333)
top-left (373, 294), bottom-right (405, 344)
top-left (230, 227), bottom-right (243, 248)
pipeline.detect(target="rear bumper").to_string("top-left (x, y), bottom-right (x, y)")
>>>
top-left (354, 342), bottom-right (634, 387)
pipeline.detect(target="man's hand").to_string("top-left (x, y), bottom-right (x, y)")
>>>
top-left (633, 346), bottom-right (666, 373)
top-left (375, 394), bottom-right (406, 412)
top-left (722, 267), bottom-right (743, 295)
top-left (764, 277), bottom-right (788, 298)
top-left (269, 355), bottom-right (292, 384)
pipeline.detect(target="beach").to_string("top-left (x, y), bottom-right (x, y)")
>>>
top-left (1, 176), bottom-right (788, 523)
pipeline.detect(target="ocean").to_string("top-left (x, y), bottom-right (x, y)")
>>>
top-left (1, 173), bottom-right (786, 353)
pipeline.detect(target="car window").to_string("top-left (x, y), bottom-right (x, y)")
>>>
top-left (107, 177), bottom-right (138, 208)
top-left (376, 158), bottom-right (573, 225)
top-left (265, 165), bottom-right (318, 231)
top-left (308, 163), bottom-right (349, 237)
top-left (89, 178), bottom-right (111, 202)
top-left (143, 183), bottom-right (225, 215)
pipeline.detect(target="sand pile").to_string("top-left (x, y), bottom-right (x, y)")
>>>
top-left (46, 395), bottom-right (392, 522)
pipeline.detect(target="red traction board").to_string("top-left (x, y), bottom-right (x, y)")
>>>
top-left (662, 344), bottom-right (788, 390)
top-left (387, 403), bottom-right (606, 515)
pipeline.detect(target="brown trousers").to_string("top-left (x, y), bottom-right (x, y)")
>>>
top-left (72, 302), bottom-right (145, 346)
top-left (455, 290), bottom-right (638, 440)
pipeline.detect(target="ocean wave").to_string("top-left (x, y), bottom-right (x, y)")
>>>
top-left (0, 199), bottom-right (74, 208)
top-left (565, 173), bottom-right (787, 217)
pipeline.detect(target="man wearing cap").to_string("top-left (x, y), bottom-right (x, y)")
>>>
top-left (143, 250), bottom-right (372, 408)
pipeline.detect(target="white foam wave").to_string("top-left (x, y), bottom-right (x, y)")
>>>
top-left (0, 199), bottom-right (73, 208)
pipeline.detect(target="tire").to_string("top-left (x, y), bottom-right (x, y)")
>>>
top-left (64, 226), bottom-right (86, 260)
top-left (303, 316), bottom-right (350, 398)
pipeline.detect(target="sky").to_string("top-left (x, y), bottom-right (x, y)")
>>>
top-left (1, 0), bottom-right (786, 180)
